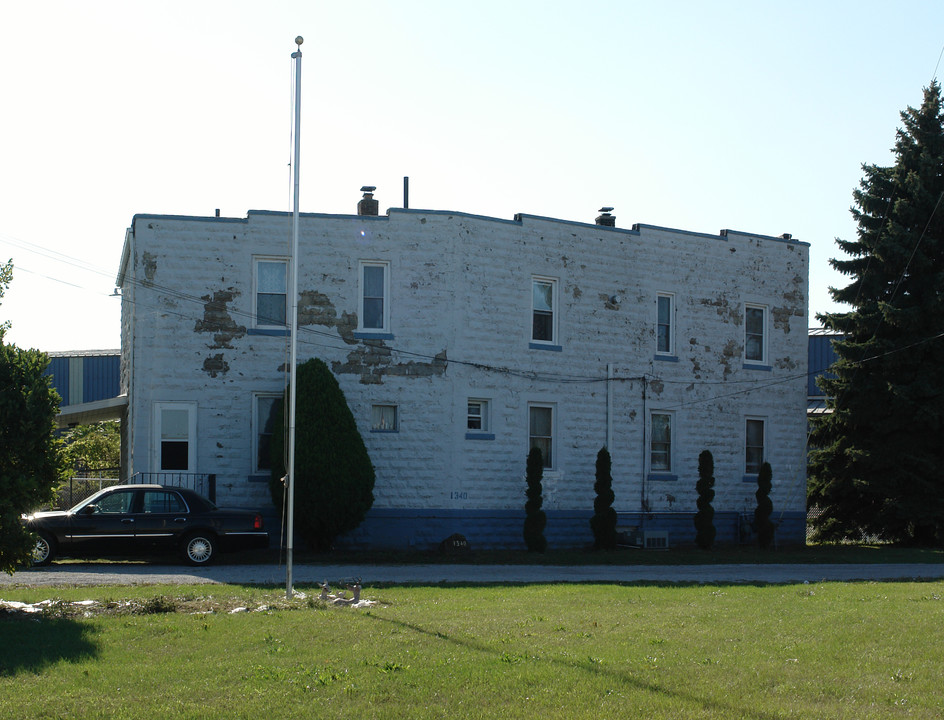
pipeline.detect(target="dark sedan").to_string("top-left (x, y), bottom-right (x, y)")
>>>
top-left (26, 484), bottom-right (269, 566)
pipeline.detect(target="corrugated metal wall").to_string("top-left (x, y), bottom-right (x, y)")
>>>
top-left (807, 334), bottom-right (839, 396)
top-left (44, 354), bottom-right (120, 407)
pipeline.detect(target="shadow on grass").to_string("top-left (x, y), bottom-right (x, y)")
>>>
top-left (363, 612), bottom-right (784, 720)
top-left (0, 617), bottom-right (99, 675)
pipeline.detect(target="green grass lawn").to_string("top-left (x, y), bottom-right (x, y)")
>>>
top-left (2, 580), bottom-right (943, 719)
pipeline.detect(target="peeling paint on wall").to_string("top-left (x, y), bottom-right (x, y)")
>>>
top-left (194, 290), bottom-right (246, 348)
top-left (203, 353), bottom-right (229, 378)
top-left (699, 294), bottom-right (740, 325)
top-left (297, 290), bottom-right (359, 344)
top-left (772, 281), bottom-right (805, 334)
top-left (719, 339), bottom-right (740, 379)
top-left (332, 346), bottom-right (448, 385)
top-left (142, 252), bottom-right (158, 284)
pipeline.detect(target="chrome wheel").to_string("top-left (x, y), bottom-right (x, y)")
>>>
top-left (32, 533), bottom-right (55, 566)
top-left (183, 533), bottom-right (215, 565)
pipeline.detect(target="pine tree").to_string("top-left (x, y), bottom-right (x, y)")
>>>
top-left (590, 446), bottom-right (617, 550)
top-left (810, 82), bottom-right (944, 545)
top-left (269, 358), bottom-right (375, 551)
top-left (693, 450), bottom-right (716, 550)
top-left (1, 261), bottom-right (64, 572)
top-left (523, 447), bottom-right (547, 552)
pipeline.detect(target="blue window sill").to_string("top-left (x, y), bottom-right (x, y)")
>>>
top-left (248, 327), bottom-right (290, 337)
top-left (648, 473), bottom-right (678, 482)
top-left (654, 354), bottom-right (679, 363)
top-left (465, 432), bottom-right (495, 441)
top-left (529, 342), bottom-right (563, 352)
top-left (742, 474), bottom-right (759, 483)
top-left (743, 362), bottom-right (772, 371)
top-left (371, 428), bottom-right (399, 434)
top-left (355, 331), bottom-right (395, 341)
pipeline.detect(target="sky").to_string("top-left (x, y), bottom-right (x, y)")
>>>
top-left (1, 1), bottom-right (942, 352)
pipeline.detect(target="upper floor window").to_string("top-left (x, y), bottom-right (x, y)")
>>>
top-left (745, 304), bottom-right (767, 363)
top-left (657, 293), bottom-right (674, 355)
top-left (254, 258), bottom-right (288, 327)
top-left (650, 412), bottom-right (673, 473)
top-left (745, 417), bottom-right (765, 475)
top-left (531, 276), bottom-right (558, 346)
top-left (528, 403), bottom-right (555, 469)
top-left (360, 261), bottom-right (390, 332)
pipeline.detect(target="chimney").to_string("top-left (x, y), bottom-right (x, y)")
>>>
top-left (357, 186), bottom-right (379, 216)
top-left (595, 207), bottom-right (615, 227)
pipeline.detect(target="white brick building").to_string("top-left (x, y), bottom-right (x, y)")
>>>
top-left (117, 198), bottom-right (809, 548)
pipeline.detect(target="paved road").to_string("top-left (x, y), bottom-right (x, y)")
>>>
top-left (4, 562), bottom-right (944, 587)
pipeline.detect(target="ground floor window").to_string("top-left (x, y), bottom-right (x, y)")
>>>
top-left (253, 393), bottom-right (282, 473)
top-left (528, 404), bottom-right (554, 469)
top-left (372, 404), bottom-right (398, 432)
top-left (153, 402), bottom-right (197, 472)
top-left (745, 417), bottom-right (765, 475)
top-left (650, 412), bottom-right (673, 472)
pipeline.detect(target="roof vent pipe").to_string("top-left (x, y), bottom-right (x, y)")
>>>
top-left (403, 176), bottom-right (409, 209)
top-left (595, 207), bottom-right (615, 227)
top-left (357, 186), bottom-right (379, 216)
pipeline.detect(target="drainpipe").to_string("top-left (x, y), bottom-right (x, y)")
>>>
top-left (606, 363), bottom-right (613, 452)
top-left (640, 378), bottom-right (648, 532)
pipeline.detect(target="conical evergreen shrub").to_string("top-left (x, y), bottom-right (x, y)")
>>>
top-left (269, 358), bottom-right (375, 551)
top-left (523, 447), bottom-right (547, 552)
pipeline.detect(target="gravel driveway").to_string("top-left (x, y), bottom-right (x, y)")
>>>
top-left (4, 562), bottom-right (944, 587)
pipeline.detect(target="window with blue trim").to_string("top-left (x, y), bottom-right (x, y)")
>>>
top-left (745, 304), bottom-right (767, 364)
top-left (745, 418), bottom-right (765, 475)
top-left (360, 261), bottom-right (390, 333)
top-left (528, 403), bottom-right (554, 469)
top-left (657, 293), bottom-right (674, 355)
top-left (371, 404), bottom-right (398, 432)
top-left (254, 258), bottom-right (288, 328)
top-left (650, 412), bottom-right (673, 473)
top-left (531, 276), bottom-right (558, 346)
top-left (253, 393), bottom-right (281, 473)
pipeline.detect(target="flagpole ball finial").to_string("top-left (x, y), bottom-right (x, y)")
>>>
top-left (295, 36), bottom-right (303, 46)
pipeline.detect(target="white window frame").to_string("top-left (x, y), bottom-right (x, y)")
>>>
top-left (371, 404), bottom-right (399, 432)
top-left (359, 260), bottom-right (391, 333)
top-left (744, 303), bottom-right (768, 364)
top-left (530, 276), bottom-right (559, 346)
top-left (745, 417), bottom-right (766, 476)
top-left (252, 393), bottom-right (282, 474)
top-left (656, 293), bottom-right (675, 356)
top-left (528, 402), bottom-right (556, 470)
top-left (467, 398), bottom-right (489, 433)
top-left (152, 402), bottom-right (197, 473)
top-left (253, 257), bottom-right (289, 329)
top-left (649, 411), bottom-right (674, 474)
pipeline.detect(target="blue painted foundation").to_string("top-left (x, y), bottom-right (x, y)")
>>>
top-left (319, 508), bottom-right (807, 551)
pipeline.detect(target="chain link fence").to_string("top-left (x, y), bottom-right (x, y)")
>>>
top-left (806, 505), bottom-right (886, 544)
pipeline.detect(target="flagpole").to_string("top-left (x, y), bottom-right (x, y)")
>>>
top-left (286, 35), bottom-right (303, 600)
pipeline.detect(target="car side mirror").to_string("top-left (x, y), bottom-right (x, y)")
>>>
top-left (82, 504), bottom-right (99, 515)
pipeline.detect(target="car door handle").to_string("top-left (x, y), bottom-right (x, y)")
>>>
top-left (174, 517), bottom-right (187, 523)
top-left (122, 518), bottom-right (134, 524)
